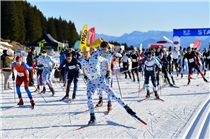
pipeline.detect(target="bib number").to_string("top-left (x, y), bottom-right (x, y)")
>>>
top-left (17, 72), bottom-right (24, 77)
top-left (132, 59), bottom-right (137, 62)
top-left (189, 58), bottom-right (194, 63)
top-left (146, 67), bottom-right (153, 71)
top-left (68, 65), bottom-right (76, 70)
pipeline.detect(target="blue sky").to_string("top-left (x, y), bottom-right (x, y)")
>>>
top-left (28, 0), bottom-right (209, 36)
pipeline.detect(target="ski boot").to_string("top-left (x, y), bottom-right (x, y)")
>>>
top-left (107, 101), bottom-right (112, 111)
top-left (17, 97), bottom-right (24, 105)
top-left (41, 87), bottom-right (46, 93)
top-left (181, 73), bottom-right (183, 78)
top-left (62, 86), bottom-right (70, 100)
top-left (203, 77), bottom-right (208, 82)
top-left (154, 91), bottom-right (159, 99)
top-left (50, 87), bottom-right (55, 96)
top-left (187, 80), bottom-right (190, 85)
top-left (172, 80), bottom-right (176, 85)
top-left (72, 93), bottom-right (76, 99)
top-left (88, 113), bottom-right (96, 126)
top-left (133, 78), bottom-right (135, 82)
top-left (95, 97), bottom-right (103, 107)
top-left (204, 71), bottom-right (206, 76)
top-left (30, 99), bottom-right (35, 108)
top-left (146, 90), bottom-right (150, 98)
top-left (124, 105), bottom-right (136, 117)
top-left (169, 83), bottom-right (174, 87)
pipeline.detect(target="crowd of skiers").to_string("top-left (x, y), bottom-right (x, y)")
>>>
top-left (0, 43), bottom-right (209, 124)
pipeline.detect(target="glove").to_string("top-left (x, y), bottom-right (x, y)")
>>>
top-left (84, 75), bottom-right (88, 81)
top-left (12, 73), bottom-right (15, 81)
top-left (105, 70), bottom-right (111, 79)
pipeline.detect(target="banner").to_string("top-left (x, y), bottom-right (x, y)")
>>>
top-left (73, 40), bottom-right (80, 50)
top-left (80, 24), bottom-right (88, 49)
top-left (173, 28), bottom-right (210, 37)
top-left (193, 40), bottom-right (202, 49)
top-left (139, 43), bottom-right (142, 51)
top-left (87, 27), bottom-right (96, 44)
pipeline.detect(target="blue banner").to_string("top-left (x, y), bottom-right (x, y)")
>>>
top-left (173, 28), bottom-right (210, 37)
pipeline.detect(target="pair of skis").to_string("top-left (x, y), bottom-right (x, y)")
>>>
top-left (138, 97), bottom-right (165, 102)
top-left (75, 114), bottom-right (147, 130)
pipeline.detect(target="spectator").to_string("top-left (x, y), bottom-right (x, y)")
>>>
top-left (26, 47), bottom-right (36, 86)
top-left (0, 50), bottom-right (15, 90)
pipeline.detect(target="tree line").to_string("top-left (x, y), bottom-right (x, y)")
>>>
top-left (1, 1), bottom-right (132, 49)
top-left (1, 1), bottom-right (78, 46)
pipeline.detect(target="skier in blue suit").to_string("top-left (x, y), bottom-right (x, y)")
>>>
top-left (59, 52), bottom-right (81, 99)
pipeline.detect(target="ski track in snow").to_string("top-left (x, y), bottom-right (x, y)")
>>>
top-left (0, 59), bottom-right (209, 138)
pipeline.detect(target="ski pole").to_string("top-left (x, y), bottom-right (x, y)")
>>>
top-left (1, 69), bottom-right (3, 94)
top-left (138, 74), bottom-right (141, 98)
top-left (33, 85), bottom-right (48, 103)
top-left (13, 80), bottom-right (16, 102)
top-left (115, 74), bottom-right (122, 98)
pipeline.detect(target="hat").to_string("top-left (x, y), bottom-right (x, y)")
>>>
top-left (159, 52), bottom-right (164, 56)
top-left (81, 46), bottom-right (90, 52)
top-left (16, 56), bottom-right (22, 62)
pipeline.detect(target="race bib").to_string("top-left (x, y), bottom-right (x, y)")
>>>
top-left (207, 56), bottom-right (210, 59)
top-left (146, 67), bottom-right (153, 71)
top-left (68, 65), bottom-right (76, 70)
top-left (17, 72), bottom-right (24, 77)
top-left (132, 59), bottom-right (137, 62)
top-left (189, 58), bottom-right (194, 63)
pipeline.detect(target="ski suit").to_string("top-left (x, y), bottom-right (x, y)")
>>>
top-left (12, 62), bottom-right (33, 99)
top-left (94, 50), bottom-right (113, 102)
top-left (80, 55), bottom-right (126, 115)
top-left (142, 57), bottom-right (161, 91)
top-left (36, 56), bottom-right (55, 88)
top-left (203, 50), bottom-right (210, 72)
top-left (183, 51), bottom-right (205, 80)
top-left (59, 58), bottom-right (81, 95)
top-left (130, 52), bottom-right (140, 82)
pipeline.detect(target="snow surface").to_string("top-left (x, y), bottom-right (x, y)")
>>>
top-left (0, 55), bottom-right (209, 139)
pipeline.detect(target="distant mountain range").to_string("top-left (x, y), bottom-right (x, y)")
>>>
top-left (96, 30), bottom-right (210, 50)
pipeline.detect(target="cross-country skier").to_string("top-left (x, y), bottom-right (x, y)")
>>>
top-left (12, 56), bottom-right (35, 108)
top-left (58, 52), bottom-right (81, 99)
top-left (141, 52), bottom-right (162, 99)
top-left (182, 47), bottom-right (208, 85)
top-left (203, 48), bottom-right (210, 75)
top-left (80, 46), bottom-right (139, 125)
top-left (130, 49), bottom-right (140, 82)
top-left (156, 52), bottom-right (174, 86)
top-left (36, 50), bottom-right (56, 96)
top-left (121, 53), bottom-right (132, 79)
